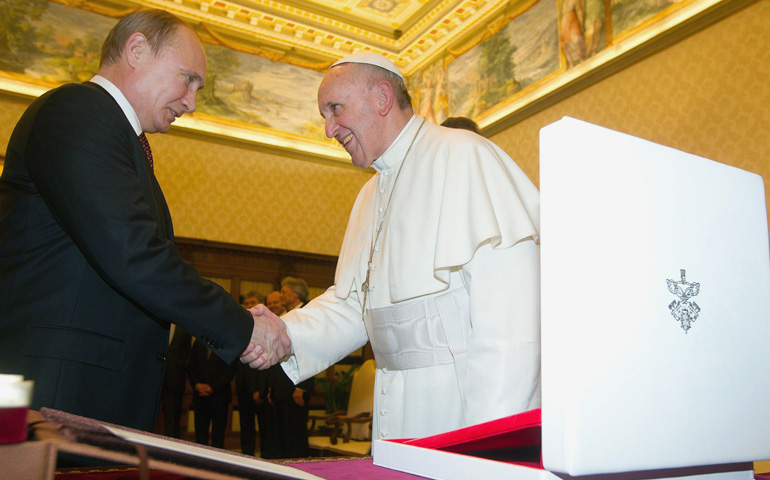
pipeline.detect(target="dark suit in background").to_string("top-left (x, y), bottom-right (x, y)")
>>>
top-left (235, 362), bottom-right (259, 455)
top-left (0, 81), bottom-right (253, 432)
top-left (268, 365), bottom-right (315, 458)
top-left (187, 340), bottom-right (237, 448)
top-left (161, 325), bottom-right (192, 438)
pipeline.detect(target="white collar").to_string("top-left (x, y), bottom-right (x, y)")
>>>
top-left (371, 114), bottom-right (421, 174)
top-left (90, 75), bottom-right (143, 136)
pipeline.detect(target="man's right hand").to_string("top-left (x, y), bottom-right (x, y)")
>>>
top-left (240, 304), bottom-right (291, 370)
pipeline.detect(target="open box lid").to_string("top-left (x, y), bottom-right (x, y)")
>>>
top-left (539, 117), bottom-right (770, 476)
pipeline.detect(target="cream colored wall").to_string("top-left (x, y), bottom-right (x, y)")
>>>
top-left (489, 0), bottom-right (770, 234)
top-left (148, 132), bottom-right (372, 256)
top-left (1, 0), bottom-right (768, 256)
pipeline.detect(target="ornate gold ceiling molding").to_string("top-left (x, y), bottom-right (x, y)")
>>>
top-left (199, 23), bottom-right (335, 71)
top-left (56, 0), bottom-right (513, 76)
top-left (398, 0), bottom-right (512, 73)
top-left (442, 0), bottom-right (540, 66)
top-left (54, 0), bottom-right (140, 17)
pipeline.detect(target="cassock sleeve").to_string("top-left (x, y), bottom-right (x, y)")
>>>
top-left (281, 286), bottom-right (369, 383)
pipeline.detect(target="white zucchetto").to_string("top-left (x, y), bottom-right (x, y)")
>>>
top-left (330, 52), bottom-right (403, 79)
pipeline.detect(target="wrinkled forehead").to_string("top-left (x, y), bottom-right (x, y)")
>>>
top-left (320, 64), bottom-right (367, 90)
top-left (175, 26), bottom-right (207, 74)
top-left (318, 65), bottom-right (366, 107)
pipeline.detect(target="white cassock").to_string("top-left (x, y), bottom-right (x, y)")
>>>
top-left (281, 115), bottom-right (541, 448)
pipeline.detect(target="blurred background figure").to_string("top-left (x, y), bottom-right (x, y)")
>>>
top-left (241, 290), bottom-right (264, 309)
top-left (280, 277), bottom-right (309, 312)
top-left (160, 325), bottom-right (192, 438)
top-left (187, 339), bottom-right (236, 449)
top-left (266, 290), bottom-right (287, 316)
top-left (236, 290), bottom-right (271, 456)
top-left (440, 116), bottom-right (480, 134)
top-left (267, 278), bottom-right (314, 458)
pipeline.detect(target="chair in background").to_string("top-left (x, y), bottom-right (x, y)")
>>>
top-left (308, 359), bottom-right (375, 456)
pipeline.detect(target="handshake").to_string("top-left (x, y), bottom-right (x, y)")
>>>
top-left (240, 304), bottom-right (292, 369)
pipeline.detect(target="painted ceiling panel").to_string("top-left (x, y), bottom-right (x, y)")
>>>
top-left (61, 0), bottom-right (508, 75)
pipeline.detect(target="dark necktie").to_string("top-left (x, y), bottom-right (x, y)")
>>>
top-left (138, 133), bottom-right (154, 171)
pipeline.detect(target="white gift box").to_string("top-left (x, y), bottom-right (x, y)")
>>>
top-left (374, 117), bottom-right (770, 480)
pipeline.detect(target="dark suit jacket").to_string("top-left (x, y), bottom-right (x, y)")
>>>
top-left (0, 82), bottom-right (253, 431)
top-left (268, 303), bottom-right (313, 402)
top-left (268, 365), bottom-right (315, 402)
top-left (187, 340), bottom-right (237, 404)
top-left (163, 326), bottom-right (193, 395)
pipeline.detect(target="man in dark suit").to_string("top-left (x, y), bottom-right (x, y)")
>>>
top-left (267, 363), bottom-right (315, 458)
top-left (160, 325), bottom-right (192, 438)
top-left (187, 340), bottom-right (237, 449)
top-left (270, 281), bottom-right (314, 458)
top-left (0, 9), bottom-right (288, 433)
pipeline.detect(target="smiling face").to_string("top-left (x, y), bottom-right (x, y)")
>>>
top-left (280, 285), bottom-right (299, 309)
top-left (318, 65), bottom-right (385, 169)
top-left (266, 291), bottom-right (286, 316)
top-left (131, 26), bottom-right (206, 133)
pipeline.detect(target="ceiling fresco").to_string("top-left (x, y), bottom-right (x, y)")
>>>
top-left (55, 0), bottom-right (516, 76)
top-left (1, 0), bottom-right (747, 164)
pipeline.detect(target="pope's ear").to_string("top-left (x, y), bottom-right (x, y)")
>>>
top-left (125, 32), bottom-right (149, 68)
top-left (375, 81), bottom-right (395, 116)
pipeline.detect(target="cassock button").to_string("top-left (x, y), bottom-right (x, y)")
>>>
top-left (381, 431), bottom-right (389, 438)
top-left (381, 388), bottom-right (388, 395)
top-left (157, 353), bottom-right (166, 362)
top-left (379, 409), bottom-right (388, 416)
top-left (374, 246), bottom-right (381, 252)
top-left (382, 368), bottom-right (388, 374)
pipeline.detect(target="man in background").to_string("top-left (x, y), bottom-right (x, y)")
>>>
top-left (188, 340), bottom-right (236, 449)
top-left (440, 116), bottom-right (480, 133)
top-left (242, 290), bottom-right (263, 310)
top-left (160, 324), bottom-right (192, 438)
top-left (271, 281), bottom-right (314, 457)
top-left (266, 290), bottom-right (287, 316)
top-left (280, 276), bottom-right (309, 312)
top-left (0, 9), bottom-right (287, 432)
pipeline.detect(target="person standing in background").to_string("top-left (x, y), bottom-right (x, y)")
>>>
top-left (266, 291), bottom-right (287, 317)
top-left (270, 281), bottom-right (314, 457)
top-left (280, 277), bottom-right (309, 312)
top-left (241, 291), bottom-right (263, 310)
top-left (188, 339), bottom-right (237, 449)
top-left (160, 324), bottom-right (192, 438)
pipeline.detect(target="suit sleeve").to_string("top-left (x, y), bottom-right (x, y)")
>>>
top-left (23, 85), bottom-right (252, 362)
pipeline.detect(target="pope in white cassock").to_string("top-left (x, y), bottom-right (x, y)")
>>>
top-left (249, 52), bottom-right (541, 447)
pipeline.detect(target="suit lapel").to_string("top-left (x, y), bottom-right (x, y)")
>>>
top-left (83, 81), bottom-right (173, 240)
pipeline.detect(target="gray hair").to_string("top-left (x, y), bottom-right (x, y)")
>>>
top-left (100, 9), bottom-right (190, 68)
top-left (344, 63), bottom-right (413, 111)
top-left (281, 276), bottom-right (309, 303)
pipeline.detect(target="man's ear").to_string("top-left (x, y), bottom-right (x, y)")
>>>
top-left (375, 81), bottom-right (395, 116)
top-left (124, 32), bottom-right (149, 69)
